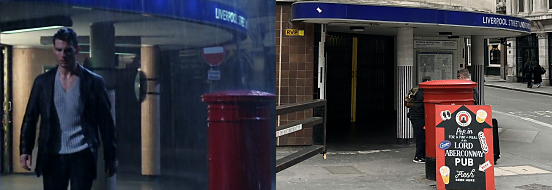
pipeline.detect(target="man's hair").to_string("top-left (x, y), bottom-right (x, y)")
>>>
top-left (458, 69), bottom-right (470, 79)
top-left (422, 76), bottom-right (432, 82)
top-left (53, 28), bottom-right (78, 48)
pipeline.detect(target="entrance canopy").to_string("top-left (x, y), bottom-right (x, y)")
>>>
top-left (291, 2), bottom-right (531, 38)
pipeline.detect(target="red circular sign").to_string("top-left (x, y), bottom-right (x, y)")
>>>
top-left (202, 46), bottom-right (225, 66)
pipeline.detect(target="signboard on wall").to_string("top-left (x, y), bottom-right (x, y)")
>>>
top-left (435, 105), bottom-right (495, 190)
top-left (414, 40), bottom-right (458, 50)
top-left (417, 52), bottom-right (453, 82)
top-left (286, 29), bottom-right (304, 36)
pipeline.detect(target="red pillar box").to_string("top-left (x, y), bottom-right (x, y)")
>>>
top-left (419, 80), bottom-right (477, 180)
top-left (435, 105), bottom-right (494, 190)
top-left (202, 90), bottom-right (275, 190)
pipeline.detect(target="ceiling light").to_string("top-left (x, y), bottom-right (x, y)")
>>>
top-left (350, 26), bottom-right (364, 32)
top-left (1, 16), bottom-right (72, 34)
top-left (2, 26), bottom-right (65, 34)
top-left (439, 32), bottom-right (453, 36)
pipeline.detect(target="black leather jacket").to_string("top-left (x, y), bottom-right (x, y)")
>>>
top-left (20, 65), bottom-right (117, 177)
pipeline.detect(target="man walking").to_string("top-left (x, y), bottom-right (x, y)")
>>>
top-left (19, 28), bottom-right (117, 190)
top-left (524, 58), bottom-right (533, 88)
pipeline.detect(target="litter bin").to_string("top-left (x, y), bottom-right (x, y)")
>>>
top-left (202, 90), bottom-right (275, 190)
top-left (419, 80), bottom-right (477, 180)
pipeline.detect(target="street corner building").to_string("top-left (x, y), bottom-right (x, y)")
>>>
top-left (275, 0), bottom-right (529, 146)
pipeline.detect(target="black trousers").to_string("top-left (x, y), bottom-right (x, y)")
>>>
top-left (42, 148), bottom-right (96, 190)
top-left (410, 118), bottom-right (426, 158)
top-left (526, 74), bottom-right (533, 87)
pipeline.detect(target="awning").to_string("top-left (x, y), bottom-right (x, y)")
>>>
top-left (291, 2), bottom-right (531, 37)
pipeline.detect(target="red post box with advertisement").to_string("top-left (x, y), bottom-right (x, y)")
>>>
top-left (202, 90), bottom-right (275, 190)
top-left (419, 80), bottom-right (478, 180)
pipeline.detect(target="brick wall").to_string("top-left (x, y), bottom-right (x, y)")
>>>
top-left (276, 3), bottom-right (315, 146)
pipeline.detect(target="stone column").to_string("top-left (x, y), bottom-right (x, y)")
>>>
top-left (542, 0), bottom-right (549, 12)
top-left (141, 45), bottom-right (161, 176)
top-left (396, 27), bottom-right (414, 144)
top-left (507, 0), bottom-right (513, 15)
top-left (538, 33), bottom-right (549, 86)
top-left (507, 38), bottom-right (517, 82)
top-left (525, 0), bottom-right (531, 14)
top-left (533, 0), bottom-right (541, 13)
top-left (471, 36), bottom-right (485, 105)
top-left (90, 22), bottom-right (117, 190)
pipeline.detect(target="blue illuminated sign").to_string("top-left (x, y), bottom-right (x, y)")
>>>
top-left (2, 0), bottom-right (248, 37)
top-left (291, 2), bottom-right (531, 33)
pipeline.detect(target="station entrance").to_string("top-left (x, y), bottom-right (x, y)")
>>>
top-left (323, 33), bottom-right (396, 145)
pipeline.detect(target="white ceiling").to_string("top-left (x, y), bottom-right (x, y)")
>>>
top-left (0, 1), bottom-right (268, 49)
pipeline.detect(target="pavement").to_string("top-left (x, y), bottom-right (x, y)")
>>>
top-left (484, 76), bottom-right (552, 97)
top-left (3, 76), bottom-right (552, 190)
top-left (275, 76), bottom-right (552, 190)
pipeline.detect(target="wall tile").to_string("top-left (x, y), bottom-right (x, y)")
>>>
top-left (297, 78), bottom-right (305, 86)
top-left (281, 62), bottom-right (290, 70)
top-left (289, 54), bottom-right (298, 63)
top-left (289, 70), bottom-right (297, 78)
top-left (298, 55), bottom-right (306, 64)
top-left (290, 62), bottom-right (298, 70)
top-left (289, 78), bottom-right (297, 87)
top-left (282, 46), bottom-right (290, 54)
top-left (290, 46), bottom-right (298, 54)
top-left (298, 46), bottom-right (306, 54)
top-left (298, 62), bottom-right (306, 70)
top-left (281, 70), bottom-right (289, 78)
top-left (298, 70), bottom-right (306, 78)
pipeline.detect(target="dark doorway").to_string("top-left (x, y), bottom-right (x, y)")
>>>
top-left (517, 34), bottom-right (538, 83)
top-left (323, 33), bottom-right (395, 146)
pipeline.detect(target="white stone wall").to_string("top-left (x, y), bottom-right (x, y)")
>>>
top-left (320, 0), bottom-right (496, 13)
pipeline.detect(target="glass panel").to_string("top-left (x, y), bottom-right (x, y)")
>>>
top-left (0, 0), bottom-right (275, 189)
top-left (489, 44), bottom-right (501, 65)
top-left (520, 0), bottom-right (525, 12)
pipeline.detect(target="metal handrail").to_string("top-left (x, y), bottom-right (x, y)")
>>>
top-left (276, 99), bottom-right (326, 173)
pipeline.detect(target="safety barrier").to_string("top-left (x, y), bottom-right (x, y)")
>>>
top-left (276, 99), bottom-right (327, 173)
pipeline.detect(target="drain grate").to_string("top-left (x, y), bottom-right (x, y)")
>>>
top-left (323, 166), bottom-right (362, 174)
top-left (516, 184), bottom-right (552, 190)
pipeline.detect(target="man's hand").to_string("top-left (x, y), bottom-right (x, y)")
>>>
top-left (105, 160), bottom-right (118, 177)
top-left (20, 154), bottom-right (32, 171)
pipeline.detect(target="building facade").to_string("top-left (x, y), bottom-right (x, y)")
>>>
top-left (276, 0), bottom-right (530, 147)
top-left (506, 0), bottom-right (551, 85)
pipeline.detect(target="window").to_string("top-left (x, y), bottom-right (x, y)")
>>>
top-left (489, 43), bottom-right (501, 67)
top-left (520, 0), bottom-right (525, 12)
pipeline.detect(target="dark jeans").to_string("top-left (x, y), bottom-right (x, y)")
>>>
top-left (42, 148), bottom-right (96, 190)
top-left (411, 118), bottom-right (426, 158)
top-left (526, 74), bottom-right (532, 87)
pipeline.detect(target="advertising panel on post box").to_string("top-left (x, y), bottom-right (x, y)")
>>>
top-left (435, 105), bottom-right (495, 190)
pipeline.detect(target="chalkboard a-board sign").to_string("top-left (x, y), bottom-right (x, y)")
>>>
top-left (435, 105), bottom-right (494, 190)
